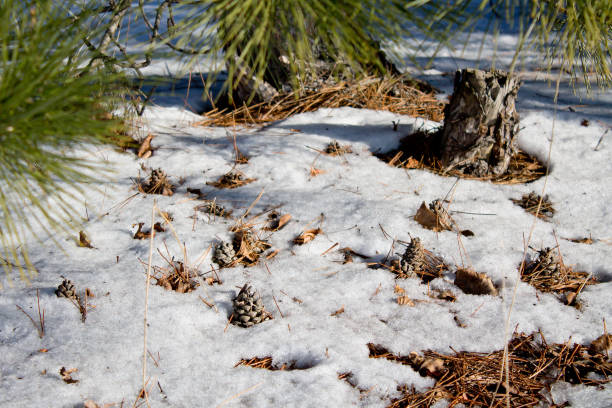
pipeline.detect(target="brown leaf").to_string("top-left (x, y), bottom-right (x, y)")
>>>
top-left (83, 401), bottom-right (99, 408)
top-left (78, 231), bottom-right (93, 248)
top-left (581, 119), bottom-right (590, 127)
top-left (153, 222), bottom-right (165, 232)
top-left (293, 228), bottom-right (322, 245)
top-left (415, 202), bottom-right (440, 231)
top-left (405, 157), bottom-right (420, 169)
top-left (38, 348), bottom-right (48, 353)
top-left (137, 133), bottom-right (154, 158)
top-left (309, 167), bottom-right (326, 177)
top-left (59, 367), bottom-right (79, 384)
top-left (563, 236), bottom-right (594, 245)
top-left (331, 306), bottom-right (345, 317)
top-left (266, 249), bottom-right (279, 259)
top-left (589, 334), bottom-right (612, 355)
top-left (461, 230), bottom-right (475, 237)
top-left (85, 288), bottom-right (95, 298)
top-left (396, 295), bottom-right (415, 306)
top-left (433, 289), bottom-right (456, 302)
top-left (264, 213), bottom-right (292, 231)
top-left (394, 285), bottom-right (405, 294)
top-left (419, 357), bottom-right (445, 377)
top-left (133, 223), bottom-right (152, 240)
top-left (454, 268), bottom-right (498, 296)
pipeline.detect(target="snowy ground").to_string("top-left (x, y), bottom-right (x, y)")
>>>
top-left (1, 15), bottom-right (612, 408)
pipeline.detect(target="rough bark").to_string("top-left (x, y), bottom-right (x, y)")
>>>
top-left (440, 69), bottom-right (521, 176)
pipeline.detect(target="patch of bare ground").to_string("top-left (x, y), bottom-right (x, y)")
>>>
top-left (194, 75), bottom-right (444, 127)
top-left (367, 332), bottom-right (611, 408)
top-left (376, 129), bottom-right (547, 184)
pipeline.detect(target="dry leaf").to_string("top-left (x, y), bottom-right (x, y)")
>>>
top-left (396, 295), bottom-right (415, 306)
top-left (563, 236), bottom-right (594, 245)
top-left (85, 288), bottom-right (95, 298)
top-left (419, 357), bottom-right (445, 377)
top-left (78, 231), bottom-right (93, 248)
top-left (394, 285), bottom-right (405, 294)
top-left (589, 334), bottom-right (612, 355)
top-left (455, 268), bottom-right (498, 296)
top-left (266, 249), bottom-right (279, 259)
top-left (264, 213), bottom-right (292, 231)
top-left (293, 228), bottom-right (322, 245)
top-left (59, 366), bottom-right (79, 384)
top-left (461, 230), bottom-right (475, 237)
top-left (309, 167), bottom-right (326, 177)
top-left (83, 401), bottom-right (99, 408)
top-left (137, 133), bottom-right (154, 158)
top-left (153, 222), bottom-right (165, 232)
top-left (205, 276), bottom-right (221, 286)
top-left (415, 202), bottom-right (440, 231)
top-left (405, 157), bottom-right (420, 169)
top-left (39, 348), bottom-right (48, 353)
top-left (331, 306), bottom-right (345, 317)
top-left (433, 289), bottom-right (456, 302)
top-left (133, 223), bottom-right (152, 240)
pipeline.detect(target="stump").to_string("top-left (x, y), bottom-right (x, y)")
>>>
top-left (440, 69), bottom-right (521, 176)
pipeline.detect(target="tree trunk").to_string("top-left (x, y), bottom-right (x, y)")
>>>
top-left (226, 38), bottom-right (401, 106)
top-left (440, 69), bottom-right (521, 176)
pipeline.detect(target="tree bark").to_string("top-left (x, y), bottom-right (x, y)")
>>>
top-left (440, 69), bottom-right (521, 176)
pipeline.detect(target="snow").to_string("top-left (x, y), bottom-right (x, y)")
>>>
top-left (1, 12), bottom-right (611, 408)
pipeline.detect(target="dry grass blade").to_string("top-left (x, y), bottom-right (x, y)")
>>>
top-left (376, 332), bottom-right (611, 408)
top-left (232, 228), bottom-right (272, 267)
top-left (15, 289), bottom-right (45, 338)
top-left (195, 75), bottom-right (445, 128)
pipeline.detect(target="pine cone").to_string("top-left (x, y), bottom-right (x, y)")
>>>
top-left (231, 284), bottom-right (271, 327)
top-left (533, 247), bottom-right (561, 276)
top-left (398, 238), bottom-right (425, 278)
top-left (144, 168), bottom-right (174, 195)
top-left (55, 279), bottom-right (80, 302)
top-left (213, 241), bottom-right (237, 267)
top-left (429, 200), bottom-right (453, 230)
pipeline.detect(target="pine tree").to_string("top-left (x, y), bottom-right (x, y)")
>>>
top-left (0, 0), bottom-right (125, 285)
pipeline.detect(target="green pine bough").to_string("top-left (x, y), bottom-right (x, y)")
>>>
top-left (0, 0), bottom-right (125, 285)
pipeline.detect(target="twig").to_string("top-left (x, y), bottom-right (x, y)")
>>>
top-left (142, 200), bottom-right (157, 407)
top-left (16, 289), bottom-right (45, 338)
top-left (272, 295), bottom-right (284, 318)
top-left (593, 128), bottom-right (607, 151)
top-left (215, 382), bottom-right (264, 408)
